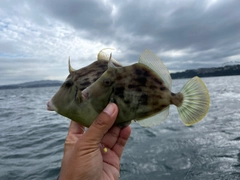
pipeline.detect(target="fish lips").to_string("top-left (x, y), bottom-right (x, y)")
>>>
top-left (46, 100), bottom-right (56, 111)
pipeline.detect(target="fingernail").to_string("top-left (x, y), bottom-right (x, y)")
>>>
top-left (103, 103), bottom-right (115, 116)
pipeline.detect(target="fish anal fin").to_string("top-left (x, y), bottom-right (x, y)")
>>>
top-left (137, 107), bottom-right (170, 127)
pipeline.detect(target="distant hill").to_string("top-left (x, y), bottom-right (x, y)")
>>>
top-left (0, 65), bottom-right (239, 90)
top-left (171, 64), bottom-right (240, 79)
top-left (0, 80), bottom-right (63, 90)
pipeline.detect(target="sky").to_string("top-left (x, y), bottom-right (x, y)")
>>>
top-left (0, 0), bottom-right (240, 85)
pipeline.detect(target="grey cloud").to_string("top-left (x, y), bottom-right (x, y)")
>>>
top-left (26, 0), bottom-right (240, 53)
top-left (110, 0), bottom-right (240, 59)
top-left (32, 0), bottom-right (115, 38)
top-left (0, 0), bottom-right (240, 85)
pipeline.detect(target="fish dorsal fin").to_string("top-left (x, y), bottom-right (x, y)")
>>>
top-left (97, 48), bottom-right (121, 66)
top-left (139, 49), bottom-right (172, 90)
top-left (137, 107), bottom-right (170, 127)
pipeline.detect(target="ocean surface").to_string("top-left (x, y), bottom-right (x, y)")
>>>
top-left (0, 76), bottom-right (240, 180)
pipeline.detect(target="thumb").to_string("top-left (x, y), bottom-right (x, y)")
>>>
top-left (83, 103), bottom-right (118, 144)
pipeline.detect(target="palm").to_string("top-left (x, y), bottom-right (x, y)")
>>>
top-left (99, 125), bottom-right (131, 179)
top-left (60, 121), bottom-right (131, 180)
top-left (101, 149), bottom-right (121, 179)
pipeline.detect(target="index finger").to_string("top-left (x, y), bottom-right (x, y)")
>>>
top-left (68, 120), bottom-right (85, 135)
top-left (112, 126), bottom-right (131, 158)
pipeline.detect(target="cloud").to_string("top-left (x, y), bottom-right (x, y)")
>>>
top-left (0, 0), bottom-right (239, 85)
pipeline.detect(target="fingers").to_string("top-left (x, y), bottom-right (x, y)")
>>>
top-left (112, 126), bottom-right (131, 158)
top-left (64, 121), bottom-right (85, 156)
top-left (101, 126), bottom-right (121, 149)
top-left (68, 120), bottom-right (85, 135)
top-left (83, 103), bottom-right (118, 144)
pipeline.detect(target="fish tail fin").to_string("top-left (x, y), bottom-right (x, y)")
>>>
top-left (177, 76), bottom-right (210, 126)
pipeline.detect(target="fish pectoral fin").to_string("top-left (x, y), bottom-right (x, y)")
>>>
top-left (76, 90), bottom-right (83, 103)
top-left (139, 49), bottom-right (172, 90)
top-left (137, 106), bottom-right (170, 127)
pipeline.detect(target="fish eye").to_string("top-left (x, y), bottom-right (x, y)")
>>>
top-left (103, 78), bottom-right (112, 86)
top-left (65, 80), bottom-right (73, 87)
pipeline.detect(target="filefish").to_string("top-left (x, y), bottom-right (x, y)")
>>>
top-left (64, 48), bottom-right (121, 91)
top-left (47, 49), bottom-right (210, 128)
top-left (47, 48), bottom-right (121, 112)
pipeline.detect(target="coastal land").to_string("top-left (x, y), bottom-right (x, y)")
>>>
top-left (171, 64), bottom-right (240, 79)
top-left (0, 80), bottom-right (63, 90)
top-left (1, 65), bottom-right (239, 90)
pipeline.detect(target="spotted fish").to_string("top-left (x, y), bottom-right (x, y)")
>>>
top-left (47, 49), bottom-right (210, 128)
top-left (68, 48), bottom-right (121, 91)
top-left (47, 48), bottom-right (121, 115)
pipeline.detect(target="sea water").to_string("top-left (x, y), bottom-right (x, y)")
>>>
top-left (0, 76), bottom-right (240, 180)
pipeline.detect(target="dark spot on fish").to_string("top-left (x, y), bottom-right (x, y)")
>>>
top-left (155, 95), bottom-right (162, 99)
top-left (151, 101), bottom-right (159, 106)
top-left (92, 77), bottom-right (98, 82)
top-left (161, 105), bottom-right (167, 109)
top-left (136, 77), bottom-right (147, 86)
top-left (135, 68), bottom-right (142, 75)
top-left (124, 99), bottom-right (131, 105)
top-left (80, 81), bottom-right (91, 87)
top-left (128, 84), bottom-right (139, 89)
top-left (79, 70), bottom-right (95, 77)
top-left (140, 94), bottom-right (148, 105)
top-left (150, 85), bottom-right (157, 89)
top-left (153, 78), bottom-right (162, 85)
top-left (95, 71), bottom-right (105, 77)
top-left (143, 70), bottom-right (150, 77)
top-left (160, 87), bottom-right (166, 91)
top-left (136, 87), bottom-right (142, 92)
top-left (98, 64), bottom-right (107, 69)
top-left (115, 87), bottom-right (125, 98)
top-left (116, 75), bottom-right (122, 81)
top-left (135, 68), bottom-right (150, 77)
top-left (83, 77), bottom-right (89, 81)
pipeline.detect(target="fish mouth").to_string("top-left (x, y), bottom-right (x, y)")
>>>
top-left (47, 100), bottom-right (56, 111)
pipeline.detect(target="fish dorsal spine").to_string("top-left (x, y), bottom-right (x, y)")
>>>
top-left (97, 48), bottom-right (114, 61)
top-left (139, 49), bottom-right (172, 90)
top-left (97, 48), bottom-right (122, 67)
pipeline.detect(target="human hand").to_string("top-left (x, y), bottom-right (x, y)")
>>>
top-left (58, 103), bottom-right (131, 180)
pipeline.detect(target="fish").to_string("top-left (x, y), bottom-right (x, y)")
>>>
top-left (47, 48), bottom-right (121, 114)
top-left (47, 49), bottom-right (210, 128)
top-left (69, 48), bottom-right (121, 91)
